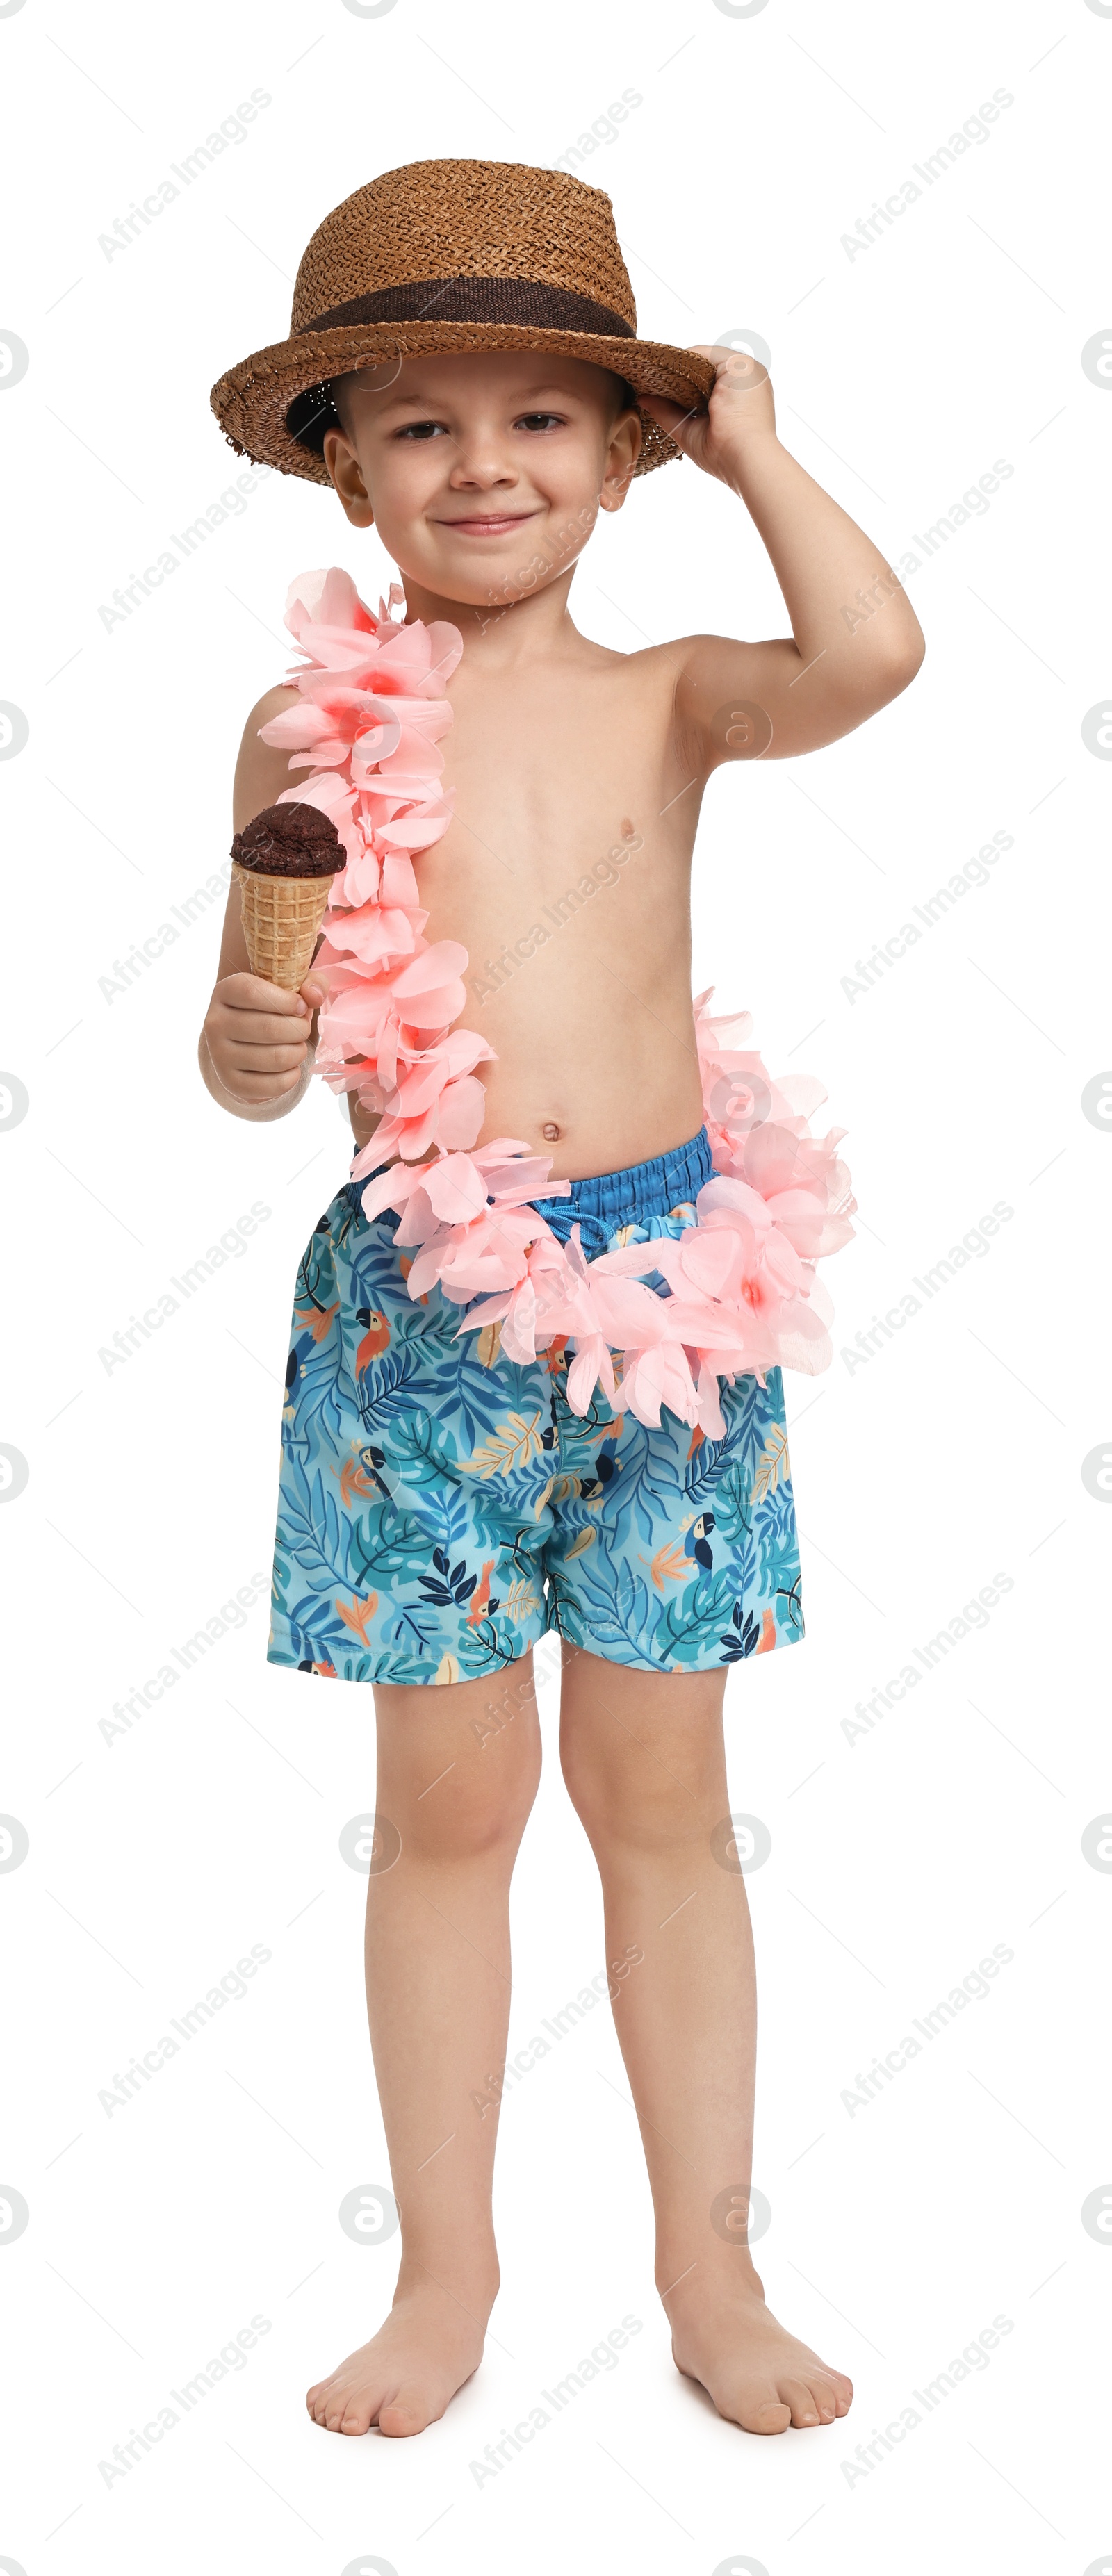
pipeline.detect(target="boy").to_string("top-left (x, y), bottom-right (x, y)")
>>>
top-left (204, 159), bottom-right (923, 2442)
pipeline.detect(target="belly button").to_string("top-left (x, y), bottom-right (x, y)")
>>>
top-left (620, 817), bottom-right (635, 839)
top-left (542, 1122), bottom-right (562, 1142)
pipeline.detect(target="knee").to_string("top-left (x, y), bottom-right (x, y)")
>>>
top-left (560, 1729), bottom-right (721, 1856)
top-left (559, 1732), bottom-right (640, 1844)
top-left (381, 1672), bottom-right (541, 1866)
top-left (402, 1752), bottom-right (540, 1865)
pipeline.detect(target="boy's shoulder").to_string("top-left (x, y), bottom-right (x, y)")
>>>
top-left (242, 681), bottom-right (300, 728)
top-left (233, 684), bottom-right (300, 832)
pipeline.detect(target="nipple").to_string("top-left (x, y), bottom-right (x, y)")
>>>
top-left (542, 1122), bottom-right (562, 1142)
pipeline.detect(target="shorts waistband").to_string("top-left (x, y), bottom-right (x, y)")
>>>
top-left (531, 1127), bottom-right (713, 1256)
top-left (345, 1126), bottom-right (714, 1260)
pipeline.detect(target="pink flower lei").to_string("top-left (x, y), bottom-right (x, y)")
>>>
top-left (261, 567), bottom-right (856, 1436)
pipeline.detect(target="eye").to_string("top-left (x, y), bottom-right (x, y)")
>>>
top-left (515, 411), bottom-right (564, 432)
top-left (395, 418), bottom-right (448, 440)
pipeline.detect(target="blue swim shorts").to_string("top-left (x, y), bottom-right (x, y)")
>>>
top-left (268, 1127), bottom-right (804, 1684)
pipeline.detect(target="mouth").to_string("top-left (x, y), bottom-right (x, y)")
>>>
top-left (434, 511), bottom-right (541, 536)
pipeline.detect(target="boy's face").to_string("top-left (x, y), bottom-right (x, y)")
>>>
top-left (322, 351), bottom-right (641, 609)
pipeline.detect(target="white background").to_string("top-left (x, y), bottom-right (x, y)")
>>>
top-left (1, 0), bottom-right (1109, 2568)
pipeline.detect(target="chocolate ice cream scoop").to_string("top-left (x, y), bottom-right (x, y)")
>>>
top-left (230, 801), bottom-right (343, 878)
top-left (230, 802), bottom-right (344, 992)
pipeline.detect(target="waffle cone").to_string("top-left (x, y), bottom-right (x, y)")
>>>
top-left (234, 861), bottom-right (332, 990)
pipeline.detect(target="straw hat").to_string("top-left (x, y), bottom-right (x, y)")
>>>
top-left (210, 158), bottom-right (712, 483)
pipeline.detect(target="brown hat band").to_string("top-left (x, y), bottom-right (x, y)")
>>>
top-left (303, 274), bottom-right (635, 339)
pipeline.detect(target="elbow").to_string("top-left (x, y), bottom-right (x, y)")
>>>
top-left (899, 625), bottom-right (926, 683)
top-left (873, 629), bottom-right (926, 707)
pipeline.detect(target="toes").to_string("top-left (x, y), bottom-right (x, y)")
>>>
top-left (307, 2379), bottom-right (359, 2432)
top-left (378, 2404), bottom-right (420, 2438)
top-left (378, 2379), bottom-right (441, 2438)
top-left (817, 2369), bottom-right (853, 2415)
top-left (307, 2376), bottom-right (382, 2436)
top-left (780, 2376), bottom-right (823, 2428)
top-left (338, 2395), bottom-right (376, 2435)
top-left (741, 2393), bottom-right (793, 2434)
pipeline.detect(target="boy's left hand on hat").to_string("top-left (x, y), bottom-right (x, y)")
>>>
top-left (640, 344), bottom-right (776, 487)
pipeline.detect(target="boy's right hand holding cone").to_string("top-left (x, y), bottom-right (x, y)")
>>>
top-left (202, 967), bottom-right (324, 1108)
top-left (201, 800), bottom-right (341, 1110)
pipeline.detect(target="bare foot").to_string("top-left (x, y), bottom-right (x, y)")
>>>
top-left (667, 2265), bottom-right (853, 2434)
top-left (306, 2279), bottom-right (489, 2437)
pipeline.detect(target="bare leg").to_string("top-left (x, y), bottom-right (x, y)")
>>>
top-left (307, 1653), bottom-right (540, 2436)
top-left (559, 1646), bottom-right (853, 2434)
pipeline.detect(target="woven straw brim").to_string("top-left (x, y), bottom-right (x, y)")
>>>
top-left (211, 322), bottom-right (713, 484)
top-left (234, 862), bottom-right (332, 991)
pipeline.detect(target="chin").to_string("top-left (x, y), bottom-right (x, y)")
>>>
top-left (413, 562), bottom-right (512, 609)
top-left (404, 559), bottom-right (532, 610)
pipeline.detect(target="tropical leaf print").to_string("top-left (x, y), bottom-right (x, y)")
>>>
top-left (336, 1592), bottom-right (378, 1642)
top-left (419, 1549), bottom-right (477, 1607)
top-left (719, 1601), bottom-right (762, 1662)
top-left (711, 1460), bottom-right (755, 1548)
top-left (753, 1486), bottom-right (800, 1600)
top-left (459, 1411), bottom-right (546, 1478)
top-left (503, 1579), bottom-right (541, 1623)
top-left (657, 1570), bottom-right (737, 1663)
top-left (384, 1409), bottom-right (459, 1488)
top-left (650, 1541), bottom-right (690, 1588)
top-left (751, 1422), bottom-right (791, 1502)
top-left (294, 1297), bottom-right (340, 1344)
top-left (560, 1557), bottom-right (658, 1662)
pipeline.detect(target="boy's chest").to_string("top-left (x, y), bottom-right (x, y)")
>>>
top-left (435, 657), bottom-right (682, 879)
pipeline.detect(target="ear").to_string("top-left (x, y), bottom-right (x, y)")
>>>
top-left (322, 426), bottom-right (375, 529)
top-left (599, 407), bottom-right (642, 513)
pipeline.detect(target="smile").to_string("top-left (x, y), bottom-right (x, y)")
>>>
top-left (434, 512), bottom-right (541, 536)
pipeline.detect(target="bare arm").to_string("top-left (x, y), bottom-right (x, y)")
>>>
top-left (199, 684), bottom-right (327, 1120)
top-left (643, 347), bottom-right (925, 771)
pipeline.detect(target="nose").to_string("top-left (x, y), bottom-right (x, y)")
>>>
top-left (448, 425), bottom-right (518, 491)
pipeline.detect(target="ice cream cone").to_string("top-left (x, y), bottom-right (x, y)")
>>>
top-left (234, 861), bottom-right (332, 991)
